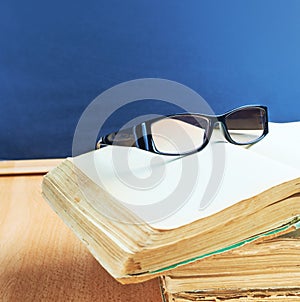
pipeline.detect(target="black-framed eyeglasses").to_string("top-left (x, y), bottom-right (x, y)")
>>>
top-left (96, 105), bottom-right (268, 156)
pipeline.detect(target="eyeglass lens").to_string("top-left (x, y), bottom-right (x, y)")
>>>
top-left (151, 115), bottom-right (209, 154)
top-left (225, 107), bottom-right (266, 144)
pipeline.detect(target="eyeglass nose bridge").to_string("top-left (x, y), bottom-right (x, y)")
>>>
top-left (207, 119), bottom-right (230, 144)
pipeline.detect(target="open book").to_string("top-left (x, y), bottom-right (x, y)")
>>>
top-left (42, 122), bottom-right (300, 283)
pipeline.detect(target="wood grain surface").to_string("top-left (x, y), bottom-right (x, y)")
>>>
top-left (0, 158), bottom-right (63, 175)
top-left (0, 161), bottom-right (162, 302)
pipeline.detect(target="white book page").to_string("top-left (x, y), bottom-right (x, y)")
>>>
top-left (248, 122), bottom-right (300, 169)
top-left (72, 122), bottom-right (300, 230)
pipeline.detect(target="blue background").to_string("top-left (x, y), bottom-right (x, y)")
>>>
top-left (1, 0), bottom-right (299, 159)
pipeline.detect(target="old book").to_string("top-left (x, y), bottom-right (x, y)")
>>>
top-left (160, 228), bottom-right (300, 302)
top-left (42, 122), bottom-right (300, 283)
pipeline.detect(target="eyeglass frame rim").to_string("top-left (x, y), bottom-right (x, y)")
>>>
top-left (96, 104), bottom-right (269, 156)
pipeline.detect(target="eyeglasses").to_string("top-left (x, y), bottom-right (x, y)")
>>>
top-left (96, 105), bottom-right (268, 156)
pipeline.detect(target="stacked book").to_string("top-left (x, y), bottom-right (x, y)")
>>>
top-left (42, 122), bottom-right (300, 301)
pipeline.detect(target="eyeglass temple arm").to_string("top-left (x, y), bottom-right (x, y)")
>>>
top-left (96, 127), bottom-right (136, 149)
top-left (96, 122), bottom-right (154, 151)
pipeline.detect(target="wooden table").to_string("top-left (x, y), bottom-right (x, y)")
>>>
top-left (0, 159), bottom-right (162, 302)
